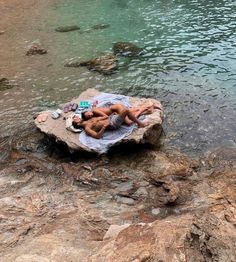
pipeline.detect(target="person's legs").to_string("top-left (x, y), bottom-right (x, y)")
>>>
top-left (110, 104), bottom-right (148, 127)
top-left (125, 106), bottom-right (154, 125)
top-left (124, 105), bottom-right (156, 125)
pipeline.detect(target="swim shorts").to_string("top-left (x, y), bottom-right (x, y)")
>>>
top-left (108, 114), bottom-right (123, 130)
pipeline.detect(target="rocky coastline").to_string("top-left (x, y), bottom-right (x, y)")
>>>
top-left (0, 0), bottom-right (236, 261)
top-left (0, 129), bottom-right (236, 261)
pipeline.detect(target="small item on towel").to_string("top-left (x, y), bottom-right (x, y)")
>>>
top-left (64, 102), bottom-right (78, 113)
top-left (71, 103), bottom-right (78, 111)
top-left (51, 109), bottom-right (62, 119)
top-left (65, 113), bottom-right (82, 133)
top-left (75, 106), bottom-right (92, 116)
top-left (80, 100), bottom-right (91, 108)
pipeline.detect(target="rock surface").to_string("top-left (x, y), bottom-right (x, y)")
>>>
top-left (0, 140), bottom-right (236, 261)
top-left (35, 88), bottom-right (163, 153)
top-left (26, 40), bottom-right (47, 56)
top-left (92, 23), bottom-right (110, 30)
top-left (113, 42), bottom-right (143, 56)
top-left (0, 78), bottom-right (15, 91)
top-left (65, 53), bottom-right (118, 75)
top-left (55, 25), bottom-right (80, 32)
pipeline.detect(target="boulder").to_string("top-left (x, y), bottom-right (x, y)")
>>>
top-left (92, 24), bottom-right (110, 30)
top-left (0, 78), bottom-right (14, 91)
top-left (26, 40), bottom-right (47, 56)
top-left (113, 42), bottom-right (143, 57)
top-left (65, 53), bottom-right (118, 75)
top-left (35, 89), bottom-right (163, 153)
top-left (55, 25), bottom-right (80, 32)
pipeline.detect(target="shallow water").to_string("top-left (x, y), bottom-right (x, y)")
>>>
top-left (0, 0), bottom-right (236, 154)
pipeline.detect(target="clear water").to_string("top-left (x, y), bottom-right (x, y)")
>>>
top-left (1, 0), bottom-right (236, 154)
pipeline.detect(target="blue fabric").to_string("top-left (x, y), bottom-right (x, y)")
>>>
top-left (79, 93), bottom-right (136, 153)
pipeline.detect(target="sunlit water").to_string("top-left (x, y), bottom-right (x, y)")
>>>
top-left (0, 0), bottom-right (236, 154)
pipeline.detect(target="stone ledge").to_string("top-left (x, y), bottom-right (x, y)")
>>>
top-left (35, 89), bottom-right (164, 153)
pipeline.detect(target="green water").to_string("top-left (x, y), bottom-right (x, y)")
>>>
top-left (1, 0), bottom-right (236, 153)
top-left (51, 0), bottom-right (236, 152)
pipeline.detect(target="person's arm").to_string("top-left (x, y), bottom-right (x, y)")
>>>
top-left (92, 108), bottom-right (108, 117)
top-left (85, 125), bottom-right (106, 139)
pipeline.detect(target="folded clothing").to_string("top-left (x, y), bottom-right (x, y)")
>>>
top-left (65, 113), bottom-right (82, 133)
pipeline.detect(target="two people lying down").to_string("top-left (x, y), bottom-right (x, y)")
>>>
top-left (72, 103), bottom-right (158, 139)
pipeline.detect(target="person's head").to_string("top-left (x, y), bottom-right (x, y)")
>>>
top-left (82, 110), bottom-right (94, 119)
top-left (72, 115), bottom-right (83, 126)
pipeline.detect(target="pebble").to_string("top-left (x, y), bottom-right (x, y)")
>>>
top-left (151, 208), bottom-right (161, 215)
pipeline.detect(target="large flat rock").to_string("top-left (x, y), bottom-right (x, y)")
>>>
top-left (35, 89), bottom-right (164, 153)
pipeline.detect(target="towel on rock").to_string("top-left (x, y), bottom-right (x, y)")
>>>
top-left (79, 92), bottom-right (137, 153)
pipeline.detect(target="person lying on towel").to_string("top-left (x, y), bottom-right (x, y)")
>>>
top-left (80, 102), bottom-right (159, 126)
top-left (72, 104), bottom-right (149, 139)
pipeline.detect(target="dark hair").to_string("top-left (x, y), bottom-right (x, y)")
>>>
top-left (81, 111), bottom-right (93, 120)
top-left (81, 112), bottom-right (87, 120)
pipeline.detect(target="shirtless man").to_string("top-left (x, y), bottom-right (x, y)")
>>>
top-left (81, 102), bottom-right (158, 125)
top-left (73, 104), bottom-right (149, 139)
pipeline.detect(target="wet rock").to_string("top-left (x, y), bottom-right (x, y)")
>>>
top-left (26, 40), bottom-right (47, 56)
top-left (13, 131), bottom-right (49, 153)
top-left (65, 53), bottom-right (118, 75)
top-left (35, 88), bottom-right (163, 153)
top-left (55, 25), bottom-right (80, 32)
top-left (92, 23), bottom-right (110, 30)
top-left (0, 78), bottom-right (14, 91)
top-left (204, 147), bottom-right (236, 169)
top-left (113, 42), bottom-right (143, 57)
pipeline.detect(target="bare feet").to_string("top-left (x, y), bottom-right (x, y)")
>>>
top-left (142, 105), bottom-right (154, 115)
top-left (124, 117), bottom-right (133, 126)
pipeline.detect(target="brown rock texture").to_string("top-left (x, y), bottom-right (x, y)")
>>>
top-left (34, 88), bottom-right (164, 153)
top-left (113, 42), bottom-right (143, 57)
top-left (65, 54), bottom-right (118, 75)
top-left (26, 40), bottom-right (47, 56)
top-left (0, 142), bottom-right (236, 261)
top-left (55, 25), bottom-right (80, 32)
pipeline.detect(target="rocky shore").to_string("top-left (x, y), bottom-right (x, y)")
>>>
top-left (1, 0), bottom-right (236, 261)
top-left (0, 129), bottom-right (235, 261)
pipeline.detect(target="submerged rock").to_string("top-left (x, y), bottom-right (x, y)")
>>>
top-left (65, 53), bottom-right (118, 75)
top-left (26, 41), bottom-right (47, 56)
top-left (92, 23), bottom-right (110, 30)
top-left (34, 88), bottom-right (163, 153)
top-left (113, 41), bottom-right (143, 57)
top-left (0, 78), bottom-right (14, 91)
top-left (55, 25), bottom-right (80, 32)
